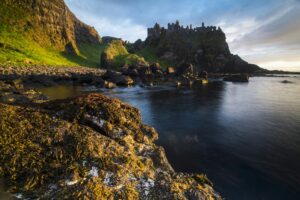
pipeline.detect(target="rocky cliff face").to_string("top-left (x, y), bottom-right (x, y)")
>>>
top-left (144, 22), bottom-right (261, 73)
top-left (1, 0), bottom-right (101, 55)
top-left (0, 91), bottom-right (221, 199)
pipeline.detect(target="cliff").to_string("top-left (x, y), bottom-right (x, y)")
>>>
top-left (0, 89), bottom-right (221, 199)
top-left (0, 0), bottom-right (103, 66)
top-left (142, 21), bottom-right (262, 73)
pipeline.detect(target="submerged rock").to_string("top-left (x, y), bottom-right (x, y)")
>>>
top-left (0, 93), bottom-right (221, 199)
top-left (281, 80), bottom-right (293, 84)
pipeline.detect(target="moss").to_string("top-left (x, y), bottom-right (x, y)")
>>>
top-left (102, 40), bottom-right (148, 69)
top-left (0, 94), bottom-right (220, 199)
top-left (135, 46), bottom-right (176, 69)
top-left (0, 0), bottom-right (103, 67)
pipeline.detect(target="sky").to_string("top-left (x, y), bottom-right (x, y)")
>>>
top-left (65, 0), bottom-right (300, 71)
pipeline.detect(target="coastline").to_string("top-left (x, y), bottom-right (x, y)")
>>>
top-left (0, 65), bottom-right (221, 199)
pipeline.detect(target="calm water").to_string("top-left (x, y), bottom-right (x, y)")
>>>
top-left (39, 76), bottom-right (300, 200)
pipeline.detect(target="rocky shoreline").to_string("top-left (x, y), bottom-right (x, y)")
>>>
top-left (0, 65), bottom-right (222, 199)
top-left (0, 63), bottom-right (252, 105)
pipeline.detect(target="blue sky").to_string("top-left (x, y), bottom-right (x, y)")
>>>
top-left (65, 0), bottom-right (300, 71)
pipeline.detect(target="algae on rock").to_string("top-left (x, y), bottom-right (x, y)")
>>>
top-left (0, 93), bottom-right (221, 199)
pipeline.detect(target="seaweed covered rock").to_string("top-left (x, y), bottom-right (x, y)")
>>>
top-left (0, 94), bottom-right (221, 199)
top-left (0, 81), bottom-right (48, 105)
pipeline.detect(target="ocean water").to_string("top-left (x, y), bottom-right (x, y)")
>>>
top-left (39, 76), bottom-right (300, 199)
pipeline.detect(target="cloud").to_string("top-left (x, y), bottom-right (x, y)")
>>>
top-left (65, 0), bottom-right (300, 71)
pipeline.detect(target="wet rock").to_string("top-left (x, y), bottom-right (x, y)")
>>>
top-left (199, 71), bottom-right (208, 79)
top-left (138, 66), bottom-right (153, 80)
top-left (150, 63), bottom-right (162, 73)
top-left (166, 67), bottom-right (175, 75)
top-left (113, 75), bottom-right (134, 86)
top-left (104, 81), bottom-right (117, 89)
top-left (103, 70), bottom-right (134, 86)
top-left (122, 65), bottom-right (140, 77)
top-left (281, 80), bottom-right (293, 84)
top-left (0, 93), bottom-right (221, 199)
top-left (176, 62), bottom-right (194, 77)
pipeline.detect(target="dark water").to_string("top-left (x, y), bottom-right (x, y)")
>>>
top-left (39, 76), bottom-right (300, 200)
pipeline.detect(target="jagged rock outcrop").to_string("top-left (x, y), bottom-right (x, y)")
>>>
top-left (0, 0), bottom-right (101, 54)
top-left (102, 36), bottom-right (123, 44)
top-left (0, 93), bottom-right (221, 199)
top-left (144, 21), bottom-right (262, 73)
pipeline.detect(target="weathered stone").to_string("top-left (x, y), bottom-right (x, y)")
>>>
top-left (102, 70), bottom-right (134, 86)
top-left (166, 67), bottom-right (175, 75)
top-left (115, 75), bottom-right (134, 86)
top-left (104, 81), bottom-right (117, 89)
top-left (199, 71), bottom-right (208, 79)
top-left (150, 63), bottom-right (162, 73)
top-left (176, 62), bottom-right (194, 77)
top-left (122, 65), bottom-right (140, 77)
top-left (281, 80), bottom-right (293, 84)
top-left (138, 66), bottom-right (153, 80)
top-left (0, 91), bottom-right (221, 199)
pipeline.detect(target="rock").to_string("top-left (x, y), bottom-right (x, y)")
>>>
top-left (281, 80), bottom-right (293, 84)
top-left (199, 71), bottom-right (208, 79)
top-left (150, 63), bottom-right (162, 73)
top-left (138, 66), bottom-right (153, 80)
top-left (166, 67), bottom-right (175, 75)
top-left (104, 81), bottom-right (117, 89)
top-left (122, 65), bottom-right (140, 77)
top-left (132, 39), bottom-right (144, 51)
top-left (103, 70), bottom-right (134, 86)
top-left (223, 74), bottom-right (249, 82)
top-left (0, 93), bottom-right (220, 199)
top-left (102, 36), bottom-right (122, 45)
top-left (176, 62), bottom-right (194, 77)
top-left (115, 75), bottom-right (134, 86)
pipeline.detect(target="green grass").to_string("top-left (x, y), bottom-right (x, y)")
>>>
top-left (135, 46), bottom-right (176, 68)
top-left (63, 43), bottom-right (107, 67)
top-left (0, 0), bottom-right (106, 68)
top-left (103, 40), bottom-right (147, 69)
top-left (0, 27), bottom-right (106, 67)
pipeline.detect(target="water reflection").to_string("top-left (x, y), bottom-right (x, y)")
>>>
top-left (37, 77), bottom-right (300, 199)
top-left (38, 85), bottom-right (86, 100)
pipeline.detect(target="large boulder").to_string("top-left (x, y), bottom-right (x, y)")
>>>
top-left (137, 66), bottom-right (153, 80)
top-left (166, 67), bottom-right (175, 75)
top-left (102, 70), bottom-right (134, 86)
top-left (0, 93), bottom-right (221, 199)
top-left (122, 65), bottom-right (139, 77)
top-left (176, 62), bottom-right (194, 77)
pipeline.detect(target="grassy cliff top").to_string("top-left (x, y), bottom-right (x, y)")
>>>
top-left (102, 40), bottom-right (148, 69)
top-left (0, 0), bottom-right (103, 67)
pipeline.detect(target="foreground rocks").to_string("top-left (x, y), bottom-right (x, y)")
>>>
top-left (0, 80), bottom-right (48, 105)
top-left (0, 92), bottom-right (221, 199)
top-left (0, 65), bottom-right (105, 86)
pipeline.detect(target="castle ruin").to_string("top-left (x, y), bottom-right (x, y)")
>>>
top-left (147, 20), bottom-right (222, 39)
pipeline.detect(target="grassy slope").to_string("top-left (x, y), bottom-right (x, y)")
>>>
top-left (103, 40), bottom-right (147, 69)
top-left (135, 46), bottom-right (176, 68)
top-left (0, 0), bottom-right (105, 67)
